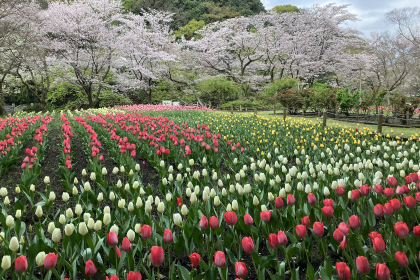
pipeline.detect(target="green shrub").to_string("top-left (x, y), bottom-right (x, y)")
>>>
top-left (99, 92), bottom-right (132, 108)
top-left (336, 88), bottom-right (360, 114)
top-left (22, 103), bottom-right (46, 113)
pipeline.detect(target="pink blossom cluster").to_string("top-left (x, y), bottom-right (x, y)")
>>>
top-left (112, 104), bottom-right (212, 113)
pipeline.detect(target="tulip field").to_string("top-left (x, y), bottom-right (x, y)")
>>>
top-left (1, 105), bottom-right (420, 280)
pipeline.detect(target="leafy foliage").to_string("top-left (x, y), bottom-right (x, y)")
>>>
top-left (196, 77), bottom-right (241, 106)
top-left (335, 88), bottom-right (360, 113)
top-left (174, 20), bottom-right (205, 40)
top-left (271, 4), bottom-right (299, 14)
top-left (262, 78), bottom-right (299, 96)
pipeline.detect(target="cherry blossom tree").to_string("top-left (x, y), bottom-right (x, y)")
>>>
top-left (0, 0), bottom-right (39, 114)
top-left (40, 0), bottom-right (126, 108)
top-left (116, 10), bottom-right (176, 104)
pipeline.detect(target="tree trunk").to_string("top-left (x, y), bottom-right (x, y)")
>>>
top-left (0, 83), bottom-right (5, 116)
top-left (148, 88), bottom-right (152, 104)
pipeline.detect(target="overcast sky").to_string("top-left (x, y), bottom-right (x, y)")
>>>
top-left (261, 0), bottom-right (417, 38)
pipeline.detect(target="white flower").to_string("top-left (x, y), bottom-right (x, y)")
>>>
top-left (90, 172), bottom-right (96, 181)
top-left (44, 176), bottom-right (50, 184)
top-left (173, 213), bottom-right (182, 225)
top-left (36, 251), bottom-right (46, 266)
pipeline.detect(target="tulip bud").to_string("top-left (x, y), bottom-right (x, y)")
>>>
top-left (49, 192), bottom-right (56, 201)
top-left (145, 201), bottom-right (152, 213)
top-left (157, 202), bottom-right (165, 213)
top-left (214, 196), bottom-right (220, 207)
top-left (173, 213), bottom-right (182, 226)
top-left (75, 204), bottom-right (82, 216)
top-left (72, 186), bottom-right (78, 195)
top-left (15, 187), bottom-right (21, 194)
top-left (118, 199), bottom-right (126, 209)
top-left (36, 206), bottom-right (43, 218)
top-left (116, 180), bottom-right (122, 188)
top-left (103, 213), bottom-right (111, 225)
top-left (120, 166), bottom-right (125, 173)
top-left (94, 220), bottom-right (102, 231)
top-left (323, 187), bottom-right (330, 196)
top-left (112, 167), bottom-right (119, 174)
top-left (110, 224), bottom-right (119, 235)
top-left (15, 210), bottom-right (21, 219)
top-left (135, 223), bottom-right (141, 233)
top-left (52, 228), bottom-right (61, 243)
top-left (44, 176), bottom-right (50, 184)
top-left (65, 224), bottom-right (74, 236)
top-left (9, 237), bottom-right (19, 251)
top-left (6, 215), bottom-right (14, 227)
top-left (0, 187), bottom-right (7, 197)
top-left (253, 195), bottom-right (259, 206)
top-left (47, 222), bottom-right (55, 234)
top-left (127, 229), bottom-right (135, 242)
top-left (136, 197), bottom-right (143, 208)
top-left (1, 255), bottom-right (11, 270)
top-left (36, 252), bottom-right (46, 266)
top-left (87, 218), bottom-right (95, 229)
top-left (79, 222), bottom-right (88, 235)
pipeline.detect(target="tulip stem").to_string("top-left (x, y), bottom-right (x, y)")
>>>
top-left (252, 257), bottom-right (260, 280)
top-left (41, 267), bottom-right (43, 280)
top-left (115, 253), bottom-right (118, 276)
top-left (405, 240), bottom-right (420, 276)
top-left (405, 267), bottom-right (410, 280)
top-left (320, 238), bottom-right (327, 260)
top-left (275, 249), bottom-right (280, 278)
top-left (157, 266), bottom-right (160, 280)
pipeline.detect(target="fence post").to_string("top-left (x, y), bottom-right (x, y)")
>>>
top-left (254, 107), bottom-right (257, 116)
top-left (283, 108), bottom-right (287, 121)
top-left (323, 109), bottom-right (327, 126)
top-left (406, 111), bottom-right (409, 123)
top-left (239, 105), bottom-right (242, 112)
top-left (230, 105), bottom-right (233, 114)
top-left (335, 108), bottom-right (338, 119)
top-left (302, 106), bottom-right (305, 117)
top-left (356, 107), bottom-right (359, 121)
top-left (377, 110), bottom-right (383, 133)
top-left (273, 101), bottom-right (276, 115)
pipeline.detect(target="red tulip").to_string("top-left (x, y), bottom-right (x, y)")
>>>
top-left (336, 187), bottom-right (345, 196)
top-left (383, 203), bottom-right (394, 216)
top-left (384, 188), bottom-right (394, 198)
top-left (115, 247), bottom-right (121, 258)
top-left (150, 246), bottom-right (164, 267)
top-left (235, 262), bottom-right (247, 277)
top-left (322, 206), bottom-right (334, 218)
top-left (394, 222), bottom-right (409, 239)
top-left (224, 211), bottom-right (238, 226)
top-left (85, 260), bottom-right (97, 277)
top-left (350, 190), bottom-right (360, 200)
top-left (275, 197), bottom-right (284, 208)
top-left (301, 216), bottom-right (310, 227)
top-left (307, 193), bottom-right (316, 205)
top-left (199, 216), bottom-right (208, 229)
top-left (340, 236), bottom-right (347, 250)
top-left (313, 222), bottom-right (324, 236)
top-left (127, 271), bottom-right (142, 280)
top-left (141, 225), bottom-right (152, 239)
top-left (374, 184), bottom-right (383, 194)
top-left (44, 253), bottom-right (58, 270)
top-left (404, 196), bottom-right (416, 208)
top-left (108, 232), bottom-right (118, 247)
top-left (374, 204), bottom-right (384, 217)
top-left (360, 184), bottom-right (371, 196)
top-left (397, 185), bottom-right (410, 195)
top-left (405, 174), bottom-right (414, 184)
top-left (189, 253), bottom-right (201, 268)
top-left (122, 237), bottom-right (131, 252)
top-left (209, 216), bottom-right (219, 229)
top-left (376, 263), bottom-right (391, 280)
top-left (372, 237), bottom-right (386, 254)
top-left (242, 237), bottom-right (255, 254)
top-left (163, 229), bottom-right (173, 243)
top-left (395, 252), bottom-right (409, 267)
top-left (269, 233), bottom-right (279, 249)
top-left (336, 262), bottom-right (351, 280)
top-left (14, 256), bottom-right (28, 273)
top-left (323, 199), bottom-right (334, 207)
top-left (287, 194), bottom-right (295, 205)
top-left (414, 226), bottom-right (420, 237)
top-left (295, 225), bottom-right (306, 239)
top-left (349, 215), bottom-right (360, 229)
top-left (338, 222), bottom-right (349, 235)
top-left (356, 256), bottom-right (370, 274)
top-left (260, 210), bottom-right (271, 222)
top-left (176, 197), bottom-right (182, 206)
top-left (417, 192), bottom-right (420, 203)
top-left (333, 228), bottom-right (344, 243)
top-left (243, 214), bottom-right (253, 226)
top-left (214, 251), bottom-right (226, 268)
top-left (107, 276), bottom-right (119, 280)
top-left (277, 230), bottom-right (288, 246)
top-left (387, 177), bottom-right (398, 188)
top-left (369, 231), bottom-right (382, 240)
